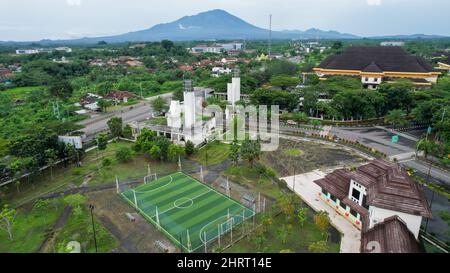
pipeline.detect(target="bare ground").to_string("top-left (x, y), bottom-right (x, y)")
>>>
top-left (86, 189), bottom-right (178, 253)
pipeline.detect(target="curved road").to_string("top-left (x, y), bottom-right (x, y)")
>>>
top-left (78, 93), bottom-right (172, 141)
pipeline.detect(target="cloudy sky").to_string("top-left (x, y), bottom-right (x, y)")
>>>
top-left (1, 0), bottom-right (449, 41)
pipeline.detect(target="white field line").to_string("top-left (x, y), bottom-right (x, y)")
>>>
top-left (159, 189), bottom-right (213, 216)
top-left (134, 175), bottom-right (173, 194)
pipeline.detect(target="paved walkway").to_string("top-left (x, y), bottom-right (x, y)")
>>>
top-left (281, 170), bottom-right (361, 253)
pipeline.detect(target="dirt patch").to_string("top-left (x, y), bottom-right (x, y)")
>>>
top-left (261, 138), bottom-right (366, 177)
top-left (86, 189), bottom-right (178, 253)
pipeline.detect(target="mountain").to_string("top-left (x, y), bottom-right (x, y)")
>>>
top-left (367, 34), bottom-right (448, 40)
top-left (280, 28), bottom-right (359, 39)
top-left (10, 9), bottom-right (360, 45)
top-left (1, 9), bottom-right (448, 45)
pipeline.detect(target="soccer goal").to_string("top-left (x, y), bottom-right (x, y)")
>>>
top-left (144, 173), bottom-right (158, 184)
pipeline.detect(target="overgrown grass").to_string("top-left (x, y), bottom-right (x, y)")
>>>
top-left (191, 141), bottom-right (230, 166)
top-left (224, 165), bottom-right (279, 199)
top-left (0, 199), bottom-right (64, 253)
top-left (50, 205), bottom-right (118, 253)
top-left (225, 213), bottom-right (340, 253)
top-left (2, 141), bottom-right (180, 207)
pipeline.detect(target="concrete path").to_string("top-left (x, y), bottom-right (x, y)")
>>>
top-left (281, 170), bottom-right (361, 253)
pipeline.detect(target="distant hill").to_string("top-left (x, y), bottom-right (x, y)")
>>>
top-left (0, 9), bottom-right (448, 45)
top-left (0, 9), bottom-right (360, 45)
top-left (368, 34), bottom-right (448, 40)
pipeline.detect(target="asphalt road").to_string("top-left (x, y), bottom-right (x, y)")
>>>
top-left (77, 93), bottom-right (172, 140)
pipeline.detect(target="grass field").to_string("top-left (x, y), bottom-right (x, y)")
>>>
top-left (191, 141), bottom-right (230, 166)
top-left (121, 172), bottom-right (254, 252)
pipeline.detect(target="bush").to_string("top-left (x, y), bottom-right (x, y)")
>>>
top-left (102, 157), bottom-right (112, 167)
top-left (115, 147), bottom-right (134, 163)
top-left (185, 140), bottom-right (195, 156)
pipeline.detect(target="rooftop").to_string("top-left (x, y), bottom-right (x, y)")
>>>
top-left (317, 46), bottom-right (435, 73)
top-left (313, 159), bottom-right (432, 218)
top-left (361, 215), bottom-right (421, 253)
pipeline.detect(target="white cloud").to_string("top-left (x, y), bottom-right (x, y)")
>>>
top-left (66, 0), bottom-right (81, 6)
top-left (366, 0), bottom-right (382, 5)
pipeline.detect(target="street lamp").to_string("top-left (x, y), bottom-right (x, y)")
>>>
top-left (89, 204), bottom-right (98, 253)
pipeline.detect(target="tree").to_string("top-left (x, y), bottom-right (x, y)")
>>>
top-left (185, 140), bottom-right (195, 156)
top-left (297, 207), bottom-right (310, 227)
top-left (122, 125), bottom-right (133, 139)
top-left (240, 139), bottom-right (262, 168)
top-left (229, 142), bottom-right (240, 166)
top-left (44, 149), bottom-right (58, 181)
top-left (278, 194), bottom-right (296, 220)
top-left (0, 205), bottom-right (16, 241)
top-left (94, 135), bottom-right (106, 152)
top-left (34, 199), bottom-right (51, 224)
top-left (384, 109), bottom-right (408, 128)
top-left (314, 211), bottom-right (331, 241)
top-left (270, 75), bottom-right (300, 90)
top-left (172, 88), bottom-right (184, 101)
top-left (378, 81), bottom-right (414, 114)
top-left (97, 99), bottom-right (112, 113)
top-left (49, 80), bottom-right (74, 100)
top-left (149, 145), bottom-right (161, 161)
top-left (266, 60), bottom-right (298, 76)
top-left (310, 119), bottom-right (322, 129)
top-left (161, 40), bottom-right (175, 51)
top-left (167, 144), bottom-right (184, 162)
top-left (115, 146), bottom-right (135, 163)
top-left (308, 241), bottom-right (329, 253)
top-left (107, 117), bottom-right (123, 138)
top-left (151, 96), bottom-right (168, 113)
top-left (135, 128), bottom-right (157, 152)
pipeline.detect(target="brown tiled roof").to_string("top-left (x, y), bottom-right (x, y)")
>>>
top-left (361, 216), bottom-right (421, 253)
top-left (365, 160), bottom-right (432, 218)
top-left (314, 169), bottom-right (352, 200)
top-left (313, 159), bottom-right (432, 219)
top-left (440, 55), bottom-right (450, 65)
top-left (317, 46), bottom-right (435, 73)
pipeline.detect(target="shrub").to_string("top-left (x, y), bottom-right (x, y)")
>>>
top-left (115, 147), bottom-right (135, 163)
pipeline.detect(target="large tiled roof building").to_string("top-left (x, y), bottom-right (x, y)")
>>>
top-left (314, 46), bottom-right (440, 89)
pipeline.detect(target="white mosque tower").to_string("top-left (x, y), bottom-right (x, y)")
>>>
top-left (183, 79), bottom-right (196, 129)
top-left (227, 68), bottom-right (241, 106)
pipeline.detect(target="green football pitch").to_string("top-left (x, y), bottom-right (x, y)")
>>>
top-left (121, 172), bottom-right (255, 252)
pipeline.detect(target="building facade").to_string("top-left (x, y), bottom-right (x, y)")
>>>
top-left (313, 159), bottom-right (432, 242)
top-left (314, 46), bottom-right (440, 89)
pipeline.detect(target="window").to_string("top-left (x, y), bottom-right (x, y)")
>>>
top-left (362, 195), bottom-right (369, 210)
top-left (365, 77), bottom-right (369, 81)
top-left (341, 203), bottom-right (348, 211)
top-left (350, 208), bottom-right (358, 218)
top-left (321, 188), bottom-right (328, 196)
top-left (330, 194), bottom-right (337, 203)
top-left (352, 188), bottom-right (361, 200)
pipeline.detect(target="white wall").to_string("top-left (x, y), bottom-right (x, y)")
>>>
top-left (184, 91), bottom-right (196, 128)
top-left (348, 179), bottom-right (367, 206)
top-left (369, 206), bottom-right (423, 239)
top-left (361, 77), bottom-right (381, 85)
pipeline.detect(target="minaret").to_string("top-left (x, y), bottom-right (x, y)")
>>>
top-left (183, 79), bottom-right (196, 129)
top-left (227, 68), bottom-right (240, 106)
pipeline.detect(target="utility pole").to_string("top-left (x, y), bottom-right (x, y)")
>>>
top-left (89, 205), bottom-right (98, 253)
top-left (268, 14), bottom-right (272, 57)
